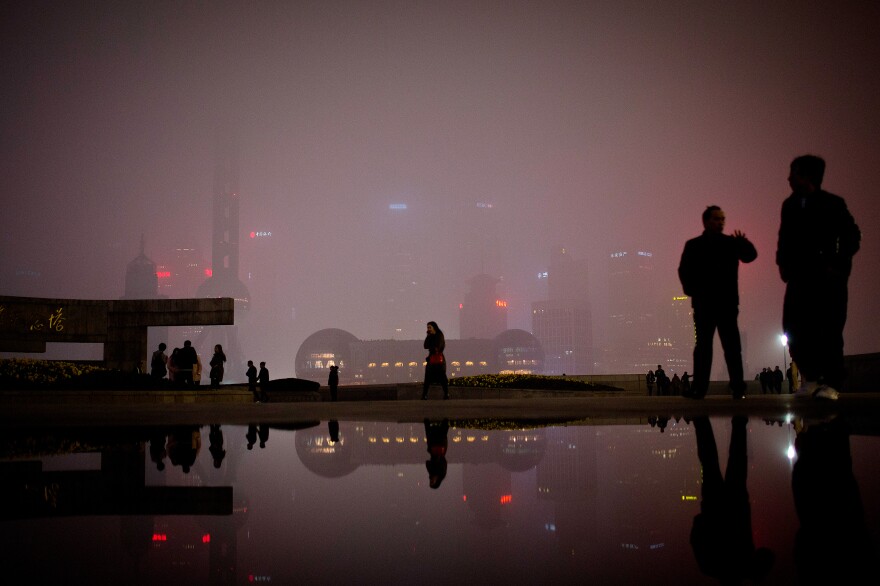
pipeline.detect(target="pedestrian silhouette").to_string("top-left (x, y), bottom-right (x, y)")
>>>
top-left (246, 424), bottom-right (257, 450)
top-left (258, 424), bottom-right (269, 449)
top-left (209, 344), bottom-right (226, 389)
top-left (778, 155), bottom-right (860, 400)
top-left (328, 365), bottom-right (339, 402)
top-left (678, 206), bottom-right (757, 399)
top-left (149, 430), bottom-right (168, 471)
top-left (328, 420), bottom-right (340, 443)
top-left (150, 343), bottom-right (168, 379)
top-left (422, 321), bottom-right (449, 400)
top-left (246, 360), bottom-right (258, 402)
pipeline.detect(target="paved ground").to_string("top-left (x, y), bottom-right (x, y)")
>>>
top-left (2, 391), bottom-right (880, 429)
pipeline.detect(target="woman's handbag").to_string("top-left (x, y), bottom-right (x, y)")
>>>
top-left (428, 352), bottom-right (444, 365)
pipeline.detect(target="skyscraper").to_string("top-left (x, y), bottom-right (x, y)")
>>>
top-left (459, 273), bottom-right (507, 339)
top-left (605, 249), bottom-right (656, 374)
top-left (531, 247), bottom-right (593, 375)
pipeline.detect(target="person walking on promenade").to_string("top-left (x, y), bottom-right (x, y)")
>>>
top-left (679, 205), bottom-right (757, 399)
top-left (772, 366), bottom-right (784, 394)
top-left (209, 344), bottom-right (226, 389)
top-left (150, 343), bottom-right (168, 379)
top-left (422, 321), bottom-right (449, 400)
top-left (646, 369), bottom-right (656, 396)
top-left (777, 155), bottom-right (860, 400)
top-left (258, 361), bottom-right (270, 403)
top-left (246, 360), bottom-right (259, 402)
top-left (328, 364), bottom-right (339, 402)
top-left (655, 365), bottom-right (668, 396)
top-left (168, 348), bottom-right (180, 384)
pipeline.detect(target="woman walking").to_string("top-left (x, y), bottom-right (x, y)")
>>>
top-left (422, 321), bottom-right (449, 400)
top-left (209, 344), bottom-right (227, 389)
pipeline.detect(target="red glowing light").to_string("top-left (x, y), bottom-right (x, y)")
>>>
top-left (250, 231), bottom-right (256, 239)
top-left (202, 534), bottom-right (211, 543)
top-left (495, 299), bottom-right (508, 308)
top-left (500, 494), bottom-right (512, 504)
top-left (204, 268), bottom-right (213, 277)
top-left (156, 271), bottom-right (171, 278)
top-left (151, 533), bottom-right (167, 541)
top-left (459, 303), bottom-right (463, 309)
top-left (462, 495), bottom-right (467, 501)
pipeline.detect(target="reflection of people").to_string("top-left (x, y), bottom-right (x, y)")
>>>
top-left (149, 430), bottom-right (168, 471)
top-left (209, 344), bottom-right (226, 389)
top-left (422, 321), bottom-right (448, 400)
top-left (258, 424), bottom-right (269, 449)
top-left (777, 155), bottom-right (860, 400)
top-left (167, 426), bottom-right (202, 474)
top-left (792, 417), bottom-right (871, 583)
top-left (679, 206), bottom-right (757, 399)
top-left (246, 424), bottom-right (257, 450)
top-left (208, 424), bottom-right (226, 469)
top-left (328, 420), bottom-right (340, 443)
top-left (328, 365), bottom-right (339, 402)
top-left (424, 419), bottom-right (449, 489)
top-left (690, 416), bottom-right (774, 581)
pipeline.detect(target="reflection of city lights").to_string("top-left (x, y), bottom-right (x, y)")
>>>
top-left (787, 444), bottom-right (796, 460)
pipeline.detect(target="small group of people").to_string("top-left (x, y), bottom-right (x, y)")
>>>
top-left (246, 360), bottom-right (270, 403)
top-left (757, 366), bottom-right (785, 394)
top-left (678, 155), bottom-right (859, 400)
top-left (647, 366), bottom-right (691, 396)
top-left (151, 341), bottom-right (229, 389)
top-left (150, 340), bottom-right (203, 387)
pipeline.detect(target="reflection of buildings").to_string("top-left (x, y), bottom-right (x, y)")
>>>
top-left (294, 328), bottom-right (545, 384)
top-left (531, 247), bottom-right (593, 375)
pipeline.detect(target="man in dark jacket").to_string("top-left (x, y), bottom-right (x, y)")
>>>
top-left (679, 206), bottom-right (757, 399)
top-left (777, 155), bottom-right (860, 400)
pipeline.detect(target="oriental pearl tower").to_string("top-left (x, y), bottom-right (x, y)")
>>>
top-left (195, 133), bottom-right (250, 376)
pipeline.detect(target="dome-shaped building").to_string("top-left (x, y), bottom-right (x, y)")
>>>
top-left (493, 329), bottom-right (545, 374)
top-left (295, 328), bottom-right (361, 384)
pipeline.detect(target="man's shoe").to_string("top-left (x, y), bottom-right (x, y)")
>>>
top-left (813, 384), bottom-right (839, 400)
top-left (794, 380), bottom-right (819, 399)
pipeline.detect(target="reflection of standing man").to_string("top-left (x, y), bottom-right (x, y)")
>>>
top-left (777, 155), bottom-right (860, 400)
top-left (690, 416), bottom-right (774, 582)
top-left (328, 365), bottom-right (339, 402)
top-left (679, 206), bottom-right (757, 399)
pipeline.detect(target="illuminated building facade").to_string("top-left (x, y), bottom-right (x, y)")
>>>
top-left (459, 273), bottom-right (507, 339)
top-left (295, 328), bottom-right (544, 385)
top-left (605, 249), bottom-right (657, 374)
top-left (531, 247), bottom-right (593, 375)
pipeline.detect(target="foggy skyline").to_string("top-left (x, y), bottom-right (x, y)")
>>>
top-left (2, 1), bottom-right (878, 378)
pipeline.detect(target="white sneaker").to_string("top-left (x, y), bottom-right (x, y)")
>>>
top-left (794, 380), bottom-right (818, 398)
top-left (812, 384), bottom-right (839, 400)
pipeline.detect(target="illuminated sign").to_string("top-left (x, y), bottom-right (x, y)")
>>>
top-left (495, 299), bottom-right (508, 308)
top-left (389, 203), bottom-right (407, 210)
top-left (476, 202), bottom-right (493, 209)
top-left (610, 251), bottom-right (627, 258)
top-left (537, 271), bottom-right (548, 279)
top-left (638, 251), bottom-right (653, 257)
top-left (249, 231), bottom-right (273, 238)
top-left (156, 271), bottom-right (171, 278)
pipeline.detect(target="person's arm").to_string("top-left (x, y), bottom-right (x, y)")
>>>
top-left (733, 231), bottom-right (757, 264)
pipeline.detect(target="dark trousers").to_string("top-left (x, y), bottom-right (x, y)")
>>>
top-left (783, 276), bottom-right (848, 388)
top-left (422, 365), bottom-right (448, 399)
top-left (692, 304), bottom-right (745, 396)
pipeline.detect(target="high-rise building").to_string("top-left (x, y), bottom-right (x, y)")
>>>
top-left (605, 249), bottom-right (656, 374)
top-left (531, 247), bottom-right (593, 375)
top-left (459, 274), bottom-right (507, 339)
top-left (122, 236), bottom-right (159, 300)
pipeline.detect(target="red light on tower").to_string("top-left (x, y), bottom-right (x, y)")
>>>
top-left (250, 231), bottom-right (256, 239)
top-left (202, 534), bottom-right (211, 543)
top-left (156, 271), bottom-right (171, 279)
top-left (205, 268), bottom-right (213, 277)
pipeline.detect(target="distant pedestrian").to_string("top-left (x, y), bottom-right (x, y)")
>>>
top-left (150, 343), bottom-right (168, 379)
top-left (678, 205), bottom-right (757, 399)
top-left (177, 340), bottom-right (198, 387)
top-left (778, 155), bottom-right (860, 400)
top-left (655, 365), bottom-right (668, 396)
top-left (168, 348), bottom-right (181, 384)
top-left (422, 321), bottom-right (448, 400)
top-left (258, 361), bottom-right (270, 403)
top-left (772, 366), bottom-right (784, 394)
top-left (682, 372), bottom-right (692, 394)
top-left (646, 370), bottom-right (656, 396)
top-left (671, 373), bottom-right (682, 395)
top-left (209, 344), bottom-right (226, 389)
top-left (328, 364), bottom-right (339, 402)
top-left (246, 360), bottom-right (258, 402)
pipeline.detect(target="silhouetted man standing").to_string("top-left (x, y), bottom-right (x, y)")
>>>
top-left (777, 155), bottom-right (860, 400)
top-left (679, 206), bottom-right (757, 399)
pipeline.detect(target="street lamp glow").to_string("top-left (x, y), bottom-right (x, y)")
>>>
top-left (780, 334), bottom-right (788, 346)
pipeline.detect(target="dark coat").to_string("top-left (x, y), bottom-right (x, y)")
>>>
top-left (679, 230), bottom-right (757, 308)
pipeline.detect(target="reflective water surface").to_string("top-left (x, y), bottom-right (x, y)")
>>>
top-left (2, 416), bottom-right (878, 585)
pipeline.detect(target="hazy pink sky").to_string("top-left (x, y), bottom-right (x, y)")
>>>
top-left (2, 1), bottom-right (878, 376)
